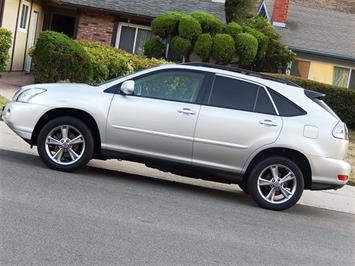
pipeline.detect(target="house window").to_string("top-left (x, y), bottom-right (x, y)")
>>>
top-left (290, 60), bottom-right (310, 79)
top-left (19, 2), bottom-right (30, 30)
top-left (333, 66), bottom-right (350, 88)
top-left (349, 69), bottom-right (355, 89)
top-left (116, 23), bottom-right (154, 55)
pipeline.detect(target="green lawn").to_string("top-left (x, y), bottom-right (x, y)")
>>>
top-left (347, 130), bottom-right (355, 185)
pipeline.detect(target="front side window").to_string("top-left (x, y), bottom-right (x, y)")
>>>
top-left (19, 3), bottom-right (30, 30)
top-left (117, 24), bottom-right (154, 55)
top-left (333, 66), bottom-right (350, 88)
top-left (133, 70), bottom-right (205, 103)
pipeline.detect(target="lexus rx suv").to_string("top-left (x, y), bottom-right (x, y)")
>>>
top-left (2, 63), bottom-right (351, 210)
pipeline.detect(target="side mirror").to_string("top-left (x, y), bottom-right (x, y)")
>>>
top-left (120, 80), bottom-right (135, 95)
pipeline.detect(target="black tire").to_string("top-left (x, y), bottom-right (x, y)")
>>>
top-left (247, 156), bottom-right (304, 211)
top-left (37, 116), bottom-right (94, 172)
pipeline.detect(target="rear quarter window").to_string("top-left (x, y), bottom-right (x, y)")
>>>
top-left (269, 89), bottom-right (306, 117)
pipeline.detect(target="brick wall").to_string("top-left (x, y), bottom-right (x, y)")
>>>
top-left (76, 11), bottom-right (115, 44)
top-left (291, 0), bottom-right (355, 14)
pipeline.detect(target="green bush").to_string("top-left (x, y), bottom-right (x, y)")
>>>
top-left (151, 12), bottom-right (182, 38)
top-left (0, 28), bottom-right (12, 73)
top-left (225, 22), bottom-right (243, 41)
top-left (235, 32), bottom-right (258, 67)
top-left (243, 26), bottom-right (268, 63)
top-left (212, 34), bottom-right (235, 65)
top-left (178, 15), bottom-right (202, 41)
top-left (144, 39), bottom-right (165, 59)
top-left (32, 31), bottom-right (93, 83)
top-left (194, 33), bottom-right (213, 62)
top-left (191, 11), bottom-right (224, 35)
top-left (171, 36), bottom-right (191, 56)
top-left (269, 74), bottom-right (355, 129)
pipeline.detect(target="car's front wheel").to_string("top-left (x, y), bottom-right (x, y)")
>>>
top-left (248, 156), bottom-right (304, 211)
top-left (37, 116), bottom-right (94, 172)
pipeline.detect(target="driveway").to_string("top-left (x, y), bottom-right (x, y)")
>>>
top-left (1, 122), bottom-right (354, 265)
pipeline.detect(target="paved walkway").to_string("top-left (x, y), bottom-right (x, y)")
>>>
top-left (0, 72), bottom-right (34, 99)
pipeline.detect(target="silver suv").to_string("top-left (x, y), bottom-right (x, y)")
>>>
top-left (2, 63), bottom-right (351, 210)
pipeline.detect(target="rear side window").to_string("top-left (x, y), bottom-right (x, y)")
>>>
top-left (209, 76), bottom-right (259, 111)
top-left (269, 89), bottom-right (306, 117)
top-left (254, 88), bottom-right (277, 115)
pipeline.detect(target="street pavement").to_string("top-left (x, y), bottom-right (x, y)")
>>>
top-left (1, 122), bottom-right (355, 265)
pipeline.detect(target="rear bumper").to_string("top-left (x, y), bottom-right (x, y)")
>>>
top-left (309, 155), bottom-right (351, 190)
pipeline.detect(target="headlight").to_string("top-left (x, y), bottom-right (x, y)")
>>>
top-left (332, 121), bottom-right (349, 140)
top-left (16, 88), bottom-right (46, 102)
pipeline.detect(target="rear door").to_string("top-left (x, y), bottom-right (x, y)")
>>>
top-left (192, 74), bottom-right (283, 172)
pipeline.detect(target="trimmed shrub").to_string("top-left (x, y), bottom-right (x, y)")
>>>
top-left (194, 33), bottom-right (213, 62)
top-left (235, 32), bottom-right (258, 67)
top-left (225, 22), bottom-right (243, 41)
top-left (171, 36), bottom-right (191, 56)
top-left (144, 39), bottom-right (165, 59)
top-left (191, 11), bottom-right (224, 35)
top-left (269, 74), bottom-right (355, 129)
top-left (0, 28), bottom-right (12, 73)
top-left (243, 26), bottom-right (268, 61)
top-left (212, 34), bottom-right (235, 65)
top-left (78, 41), bottom-right (130, 83)
top-left (178, 15), bottom-right (202, 41)
top-left (151, 12), bottom-right (182, 38)
top-left (32, 31), bottom-right (93, 83)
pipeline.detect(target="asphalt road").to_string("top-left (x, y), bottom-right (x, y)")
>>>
top-left (1, 146), bottom-right (354, 266)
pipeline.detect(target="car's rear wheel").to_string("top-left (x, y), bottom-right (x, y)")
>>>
top-left (37, 117), bottom-right (94, 172)
top-left (248, 156), bottom-right (304, 211)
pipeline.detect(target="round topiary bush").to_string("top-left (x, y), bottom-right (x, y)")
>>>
top-left (178, 15), bottom-right (202, 41)
top-left (194, 33), bottom-right (213, 62)
top-left (243, 26), bottom-right (269, 60)
top-left (225, 22), bottom-right (243, 42)
top-left (235, 32), bottom-right (258, 67)
top-left (191, 11), bottom-right (224, 35)
top-left (144, 39), bottom-right (165, 59)
top-left (171, 36), bottom-right (191, 56)
top-left (151, 12), bottom-right (182, 38)
top-left (32, 31), bottom-right (93, 83)
top-left (212, 34), bottom-right (235, 65)
top-left (0, 28), bottom-right (12, 73)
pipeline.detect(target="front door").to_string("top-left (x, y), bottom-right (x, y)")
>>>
top-left (193, 75), bottom-right (283, 173)
top-left (106, 69), bottom-right (207, 163)
top-left (24, 11), bottom-right (38, 72)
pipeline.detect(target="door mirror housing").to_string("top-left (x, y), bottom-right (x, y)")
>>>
top-left (120, 80), bottom-right (135, 95)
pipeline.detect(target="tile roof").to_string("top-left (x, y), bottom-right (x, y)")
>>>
top-left (264, 0), bottom-right (355, 60)
top-left (58, 0), bottom-right (226, 20)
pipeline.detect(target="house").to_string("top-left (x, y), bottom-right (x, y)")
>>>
top-left (0, 0), bottom-right (225, 72)
top-left (1, 0), bottom-right (354, 89)
top-left (257, 0), bottom-right (355, 89)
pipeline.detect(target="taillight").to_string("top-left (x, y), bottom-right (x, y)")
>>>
top-left (337, 175), bottom-right (348, 181)
top-left (332, 121), bottom-right (349, 140)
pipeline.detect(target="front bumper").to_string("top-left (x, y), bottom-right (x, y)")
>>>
top-left (2, 101), bottom-right (48, 141)
top-left (309, 155), bottom-right (351, 190)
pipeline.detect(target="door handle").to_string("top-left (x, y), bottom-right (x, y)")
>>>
top-left (177, 108), bottom-right (196, 115)
top-left (259, 119), bottom-right (278, 127)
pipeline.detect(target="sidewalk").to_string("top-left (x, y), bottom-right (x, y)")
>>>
top-left (0, 72), bottom-right (34, 99)
top-left (0, 121), bottom-right (354, 214)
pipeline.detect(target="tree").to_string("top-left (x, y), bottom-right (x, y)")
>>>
top-left (0, 28), bottom-right (12, 73)
top-left (225, 0), bottom-right (256, 23)
top-left (212, 34), bottom-right (235, 65)
top-left (194, 33), bottom-right (213, 62)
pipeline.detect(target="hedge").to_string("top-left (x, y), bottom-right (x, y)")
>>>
top-left (225, 22), bottom-right (243, 42)
top-left (171, 36), bottom-right (191, 56)
top-left (269, 74), bottom-right (355, 129)
top-left (212, 34), bottom-right (235, 65)
top-left (151, 12), bottom-right (182, 38)
top-left (178, 15), bottom-right (202, 41)
top-left (0, 28), bottom-right (12, 73)
top-left (194, 33), bottom-right (213, 62)
top-left (32, 31), bottom-right (93, 83)
top-left (191, 11), bottom-right (224, 35)
top-left (144, 39), bottom-right (165, 59)
top-left (235, 32), bottom-right (258, 67)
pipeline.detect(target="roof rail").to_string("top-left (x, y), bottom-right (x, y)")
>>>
top-left (183, 62), bottom-right (301, 87)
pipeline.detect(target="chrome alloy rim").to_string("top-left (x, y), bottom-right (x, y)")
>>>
top-left (45, 125), bottom-right (85, 165)
top-left (257, 164), bottom-right (297, 204)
